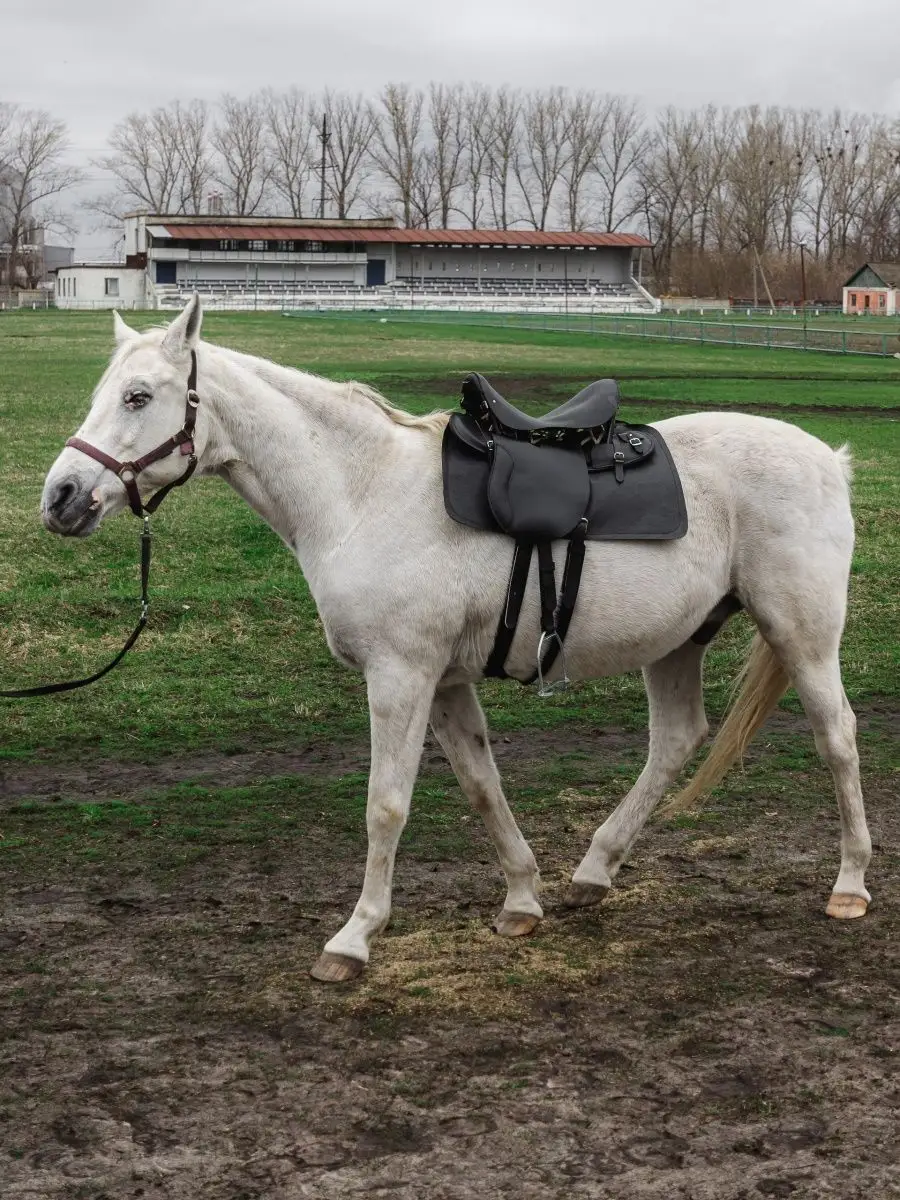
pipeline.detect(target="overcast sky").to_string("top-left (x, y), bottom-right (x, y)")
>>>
top-left (6, 0), bottom-right (900, 252)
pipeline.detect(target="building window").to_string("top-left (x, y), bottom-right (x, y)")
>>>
top-left (878, 293), bottom-right (886, 308)
top-left (307, 241), bottom-right (324, 252)
top-left (249, 240), bottom-right (265, 251)
top-left (219, 239), bottom-right (239, 251)
top-left (864, 294), bottom-right (870, 309)
top-left (104, 277), bottom-right (119, 297)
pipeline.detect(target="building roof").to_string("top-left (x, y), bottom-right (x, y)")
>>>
top-left (156, 222), bottom-right (651, 249)
top-left (52, 262), bottom-right (142, 273)
top-left (843, 262), bottom-right (900, 289)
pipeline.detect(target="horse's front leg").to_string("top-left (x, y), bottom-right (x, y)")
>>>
top-left (430, 682), bottom-right (542, 935)
top-left (310, 660), bottom-right (437, 983)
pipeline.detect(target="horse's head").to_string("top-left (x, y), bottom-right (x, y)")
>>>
top-left (42, 295), bottom-right (205, 536)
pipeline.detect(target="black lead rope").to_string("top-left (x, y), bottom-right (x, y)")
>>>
top-left (1, 518), bottom-right (152, 699)
top-left (2, 353), bottom-right (200, 701)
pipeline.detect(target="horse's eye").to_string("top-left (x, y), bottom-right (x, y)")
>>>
top-left (124, 391), bottom-right (151, 410)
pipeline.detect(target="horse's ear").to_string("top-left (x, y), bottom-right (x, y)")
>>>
top-left (113, 310), bottom-right (139, 347)
top-left (161, 292), bottom-right (203, 358)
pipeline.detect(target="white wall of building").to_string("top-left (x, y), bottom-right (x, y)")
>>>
top-left (124, 213), bottom-right (148, 257)
top-left (173, 260), bottom-right (364, 286)
top-left (55, 266), bottom-right (146, 309)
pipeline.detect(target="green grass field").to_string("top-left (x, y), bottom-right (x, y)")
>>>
top-left (1, 309), bottom-right (897, 765)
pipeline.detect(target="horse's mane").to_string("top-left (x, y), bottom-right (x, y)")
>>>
top-left (346, 379), bottom-right (449, 434)
top-left (198, 336), bottom-right (449, 435)
top-left (132, 327), bottom-right (449, 435)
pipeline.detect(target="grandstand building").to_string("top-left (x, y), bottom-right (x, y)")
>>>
top-left (54, 213), bottom-right (657, 313)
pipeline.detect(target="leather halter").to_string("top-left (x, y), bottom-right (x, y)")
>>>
top-left (66, 351), bottom-right (200, 518)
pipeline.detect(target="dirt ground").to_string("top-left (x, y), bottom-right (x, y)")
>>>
top-left (2, 725), bottom-right (898, 1200)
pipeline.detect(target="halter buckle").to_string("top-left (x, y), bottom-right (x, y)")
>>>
top-left (187, 391), bottom-right (199, 408)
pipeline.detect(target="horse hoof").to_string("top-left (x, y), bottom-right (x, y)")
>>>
top-left (492, 911), bottom-right (541, 937)
top-left (825, 892), bottom-right (869, 920)
top-left (309, 952), bottom-right (366, 983)
top-left (563, 882), bottom-right (609, 909)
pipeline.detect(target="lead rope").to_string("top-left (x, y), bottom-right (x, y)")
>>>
top-left (2, 350), bottom-right (199, 700)
top-left (1, 517), bottom-right (152, 699)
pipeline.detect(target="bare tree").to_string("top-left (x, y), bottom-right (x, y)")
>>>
top-left (561, 91), bottom-right (610, 229)
top-left (264, 88), bottom-right (315, 217)
top-left (212, 93), bottom-right (272, 216)
top-left (428, 83), bottom-right (466, 226)
top-left (0, 107), bottom-right (81, 288)
top-left (485, 88), bottom-right (521, 229)
top-left (458, 84), bottom-right (493, 227)
top-left (514, 88), bottom-right (571, 230)
top-left (727, 106), bottom-right (791, 254)
top-left (92, 104), bottom-right (184, 218)
top-left (594, 97), bottom-right (646, 231)
top-left (632, 107), bottom-right (705, 292)
top-left (323, 90), bottom-right (376, 218)
top-left (172, 100), bottom-right (214, 215)
top-left (370, 83), bottom-right (426, 226)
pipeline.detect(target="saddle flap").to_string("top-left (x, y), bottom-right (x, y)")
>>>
top-left (487, 436), bottom-right (590, 540)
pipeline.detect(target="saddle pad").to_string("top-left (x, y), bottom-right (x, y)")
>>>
top-left (442, 415), bottom-right (688, 542)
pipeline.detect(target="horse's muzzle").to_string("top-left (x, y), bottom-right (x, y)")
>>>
top-left (42, 478), bottom-right (103, 537)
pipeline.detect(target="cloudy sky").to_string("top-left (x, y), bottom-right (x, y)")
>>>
top-left (6, 0), bottom-right (900, 252)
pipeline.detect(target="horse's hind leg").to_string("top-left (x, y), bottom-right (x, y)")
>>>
top-left (742, 525), bottom-right (872, 917)
top-left (566, 639), bottom-right (709, 907)
top-left (766, 646), bottom-right (871, 918)
top-left (430, 683), bottom-right (543, 936)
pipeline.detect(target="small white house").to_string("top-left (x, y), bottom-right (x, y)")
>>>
top-left (54, 263), bottom-right (146, 309)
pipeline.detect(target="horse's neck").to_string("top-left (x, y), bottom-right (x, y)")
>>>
top-left (200, 345), bottom-right (394, 579)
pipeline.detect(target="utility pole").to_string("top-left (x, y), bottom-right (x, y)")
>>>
top-left (799, 242), bottom-right (808, 344)
top-left (318, 114), bottom-right (329, 221)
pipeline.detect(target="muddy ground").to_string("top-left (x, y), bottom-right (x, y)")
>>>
top-left (1, 723), bottom-right (898, 1200)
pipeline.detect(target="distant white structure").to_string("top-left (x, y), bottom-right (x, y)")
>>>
top-left (55, 213), bottom-right (659, 313)
top-left (53, 262), bottom-right (148, 309)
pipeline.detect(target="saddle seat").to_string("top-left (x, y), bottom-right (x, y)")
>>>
top-left (462, 372), bottom-right (619, 437)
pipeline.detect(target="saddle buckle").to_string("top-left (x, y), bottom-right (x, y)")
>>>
top-left (535, 630), bottom-right (569, 698)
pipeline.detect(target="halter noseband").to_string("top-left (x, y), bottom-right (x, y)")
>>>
top-left (66, 351), bottom-right (200, 518)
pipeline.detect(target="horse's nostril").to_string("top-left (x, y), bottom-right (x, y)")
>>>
top-left (49, 479), bottom-right (78, 514)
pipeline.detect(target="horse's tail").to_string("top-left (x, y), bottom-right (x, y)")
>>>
top-left (664, 634), bottom-right (790, 814)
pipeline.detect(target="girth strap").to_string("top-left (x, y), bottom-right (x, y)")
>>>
top-left (524, 520), bottom-right (588, 685)
top-left (484, 520), bottom-right (589, 688)
top-left (484, 540), bottom-right (534, 679)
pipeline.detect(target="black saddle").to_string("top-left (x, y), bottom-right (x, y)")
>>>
top-left (443, 373), bottom-right (689, 691)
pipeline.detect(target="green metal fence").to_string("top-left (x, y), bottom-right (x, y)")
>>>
top-left (283, 306), bottom-right (900, 357)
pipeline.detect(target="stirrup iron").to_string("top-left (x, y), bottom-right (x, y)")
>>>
top-left (535, 630), bottom-right (569, 697)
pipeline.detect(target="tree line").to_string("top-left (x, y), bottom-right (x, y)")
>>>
top-left (3, 86), bottom-right (900, 297)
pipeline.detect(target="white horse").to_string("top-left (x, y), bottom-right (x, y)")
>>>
top-left (40, 297), bottom-right (872, 982)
